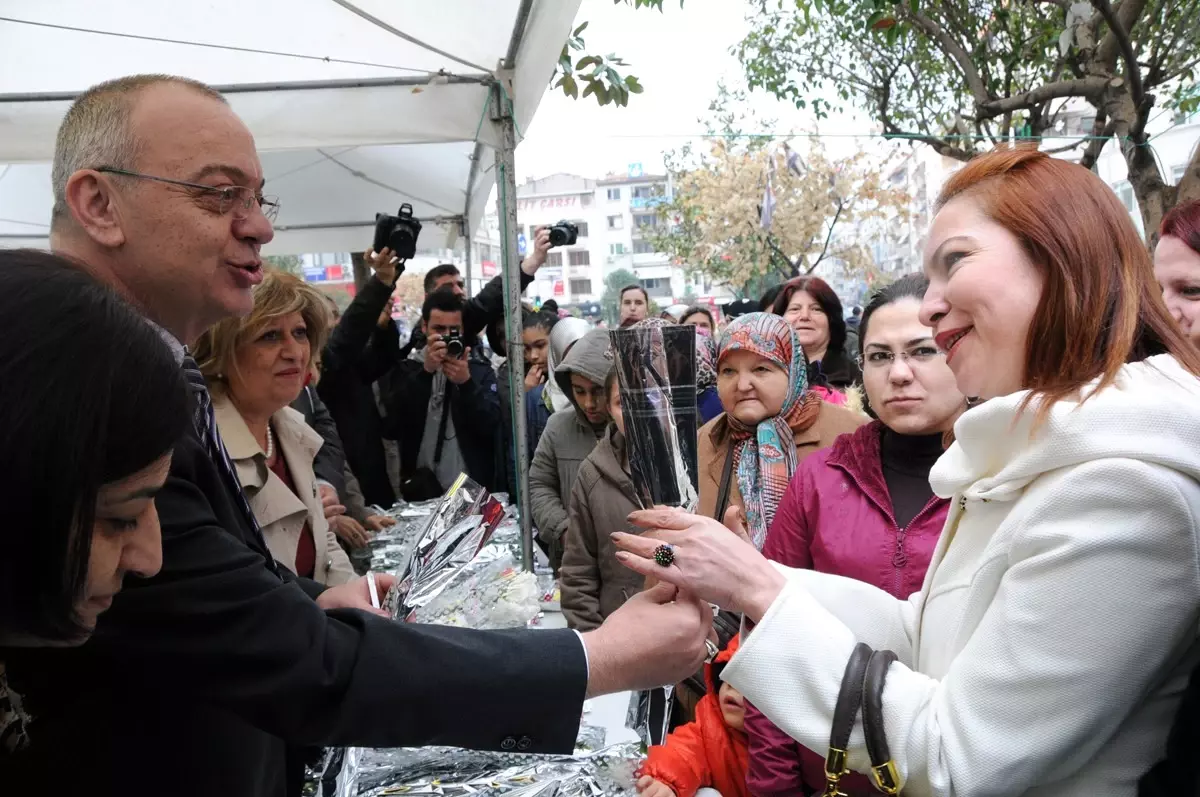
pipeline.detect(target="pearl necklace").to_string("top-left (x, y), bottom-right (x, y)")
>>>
top-left (265, 424), bottom-right (275, 462)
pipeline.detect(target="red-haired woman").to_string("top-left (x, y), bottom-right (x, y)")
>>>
top-left (771, 276), bottom-right (862, 390)
top-left (615, 147), bottom-right (1200, 797)
top-left (1155, 198), bottom-right (1200, 348)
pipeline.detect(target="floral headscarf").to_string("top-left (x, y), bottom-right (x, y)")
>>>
top-left (717, 312), bottom-right (818, 548)
top-left (695, 326), bottom-right (717, 391)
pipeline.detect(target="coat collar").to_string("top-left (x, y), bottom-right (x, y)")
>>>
top-left (825, 420), bottom-right (891, 512)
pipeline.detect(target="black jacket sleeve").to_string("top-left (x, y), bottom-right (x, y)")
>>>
top-left (292, 386), bottom-right (347, 496)
top-left (322, 275), bottom-right (394, 383)
top-left (462, 271), bottom-right (535, 342)
top-left (454, 361), bottom-right (501, 443)
top-left (53, 435), bottom-right (588, 752)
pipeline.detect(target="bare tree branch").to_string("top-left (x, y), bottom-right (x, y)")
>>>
top-left (905, 9), bottom-right (991, 105)
top-left (808, 197), bottom-right (846, 274)
top-left (1091, 0), bottom-right (1146, 109)
top-left (1094, 0), bottom-right (1147, 73)
top-left (976, 76), bottom-right (1109, 117)
top-left (1079, 114), bottom-right (1113, 171)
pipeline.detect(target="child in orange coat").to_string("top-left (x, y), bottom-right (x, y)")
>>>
top-left (636, 635), bottom-right (749, 797)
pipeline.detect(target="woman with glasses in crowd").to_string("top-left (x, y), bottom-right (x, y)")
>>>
top-left (745, 274), bottom-right (963, 797)
top-left (193, 271), bottom-right (355, 586)
top-left (0, 250), bottom-right (188, 757)
top-left (617, 147), bottom-right (1200, 796)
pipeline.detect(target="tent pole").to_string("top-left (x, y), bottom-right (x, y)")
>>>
top-left (492, 85), bottom-right (532, 572)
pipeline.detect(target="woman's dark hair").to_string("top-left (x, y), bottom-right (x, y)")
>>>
top-left (620, 284), bottom-right (649, 304)
top-left (0, 250), bottom-right (189, 641)
top-left (758, 284), bottom-right (783, 312)
top-left (771, 276), bottom-right (848, 358)
top-left (681, 305), bottom-right (715, 328)
top-left (858, 274), bottom-right (931, 357)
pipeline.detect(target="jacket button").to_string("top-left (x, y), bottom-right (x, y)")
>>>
top-left (501, 736), bottom-right (517, 750)
top-left (517, 736), bottom-right (532, 751)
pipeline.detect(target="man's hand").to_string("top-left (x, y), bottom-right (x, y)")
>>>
top-left (635, 777), bottom-right (676, 797)
top-left (318, 484), bottom-right (346, 521)
top-left (524, 363), bottom-right (544, 390)
top-left (364, 514), bottom-right (396, 532)
top-left (424, 334), bottom-right (448, 374)
top-left (580, 581), bottom-right (712, 698)
top-left (378, 296), bottom-right (396, 330)
top-left (316, 573), bottom-right (397, 618)
top-left (330, 515), bottom-right (370, 549)
top-left (443, 348), bottom-right (471, 385)
top-left (520, 227), bottom-right (552, 275)
top-left (365, 246), bottom-right (400, 285)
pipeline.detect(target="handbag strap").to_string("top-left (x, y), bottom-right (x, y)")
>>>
top-left (824, 642), bottom-right (873, 797)
top-left (714, 442), bottom-right (736, 521)
top-left (864, 649), bottom-right (901, 795)
top-left (431, 382), bottom-right (452, 466)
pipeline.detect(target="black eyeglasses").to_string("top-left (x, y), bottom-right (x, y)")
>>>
top-left (96, 167), bottom-right (280, 222)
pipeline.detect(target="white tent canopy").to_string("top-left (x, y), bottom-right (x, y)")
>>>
top-left (0, 0), bottom-right (581, 253)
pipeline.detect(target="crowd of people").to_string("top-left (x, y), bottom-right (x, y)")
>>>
top-left (3, 71), bottom-right (1200, 797)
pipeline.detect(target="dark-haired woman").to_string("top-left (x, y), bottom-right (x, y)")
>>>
top-left (616, 147), bottom-right (1200, 795)
top-left (1154, 198), bottom-right (1200, 349)
top-left (681, 305), bottom-right (716, 335)
top-left (745, 274), bottom-right (964, 797)
top-left (0, 250), bottom-right (188, 755)
top-left (772, 276), bottom-right (862, 391)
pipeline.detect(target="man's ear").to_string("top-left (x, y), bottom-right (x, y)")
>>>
top-left (64, 170), bottom-right (127, 249)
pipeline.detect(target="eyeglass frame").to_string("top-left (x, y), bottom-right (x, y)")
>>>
top-left (856, 342), bottom-right (945, 370)
top-left (94, 167), bottom-right (280, 222)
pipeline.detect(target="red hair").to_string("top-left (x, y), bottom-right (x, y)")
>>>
top-left (1160, 199), bottom-right (1200, 256)
top-left (937, 147), bottom-right (1200, 421)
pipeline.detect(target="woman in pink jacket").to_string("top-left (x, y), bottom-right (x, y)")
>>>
top-left (745, 274), bottom-right (966, 797)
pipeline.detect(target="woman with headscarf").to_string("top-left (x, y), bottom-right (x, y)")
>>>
top-left (696, 327), bottom-right (722, 425)
top-left (697, 313), bottom-right (866, 546)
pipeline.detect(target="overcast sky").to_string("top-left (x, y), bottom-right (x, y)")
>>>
top-left (516, 0), bottom-right (861, 182)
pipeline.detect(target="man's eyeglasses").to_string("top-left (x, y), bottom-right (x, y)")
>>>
top-left (858, 344), bottom-right (944, 370)
top-left (96, 167), bottom-right (280, 222)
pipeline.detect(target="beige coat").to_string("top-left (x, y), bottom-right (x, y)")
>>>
top-left (212, 388), bottom-right (355, 586)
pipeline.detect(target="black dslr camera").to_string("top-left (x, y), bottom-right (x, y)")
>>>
top-left (373, 203), bottom-right (423, 260)
top-left (547, 220), bottom-right (578, 247)
top-left (443, 327), bottom-right (465, 359)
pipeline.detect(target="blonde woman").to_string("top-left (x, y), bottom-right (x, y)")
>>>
top-left (193, 271), bottom-right (354, 586)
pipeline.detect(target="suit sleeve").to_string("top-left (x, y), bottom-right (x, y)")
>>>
top-left (745, 701), bottom-right (805, 797)
top-left (641, 718), bottom-right (711, 797)
top-left (341, 464), bottom-right (371, 524)
top-left (462, 271), bottom-right (535, 342)
top-left (529, 419), bottom-right (568, 542)
top-left (84, 435), bottom-right (587, 752)
top-left (560, 475), bottom-right (604, 631)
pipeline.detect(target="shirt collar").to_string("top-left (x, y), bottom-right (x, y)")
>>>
top-left (146, 319), bottom-right (186, 366)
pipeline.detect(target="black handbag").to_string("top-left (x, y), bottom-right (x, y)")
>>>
top-left (400, 387), bottom-right (451, 502)
top-left (823, 644), bottom-right (903, 796)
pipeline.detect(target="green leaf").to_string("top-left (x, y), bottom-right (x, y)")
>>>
top-left (582, 82), bottom-right (596, 99)
top-left (576, 56), bottom-right (599, 70)
top-left (573, 21), bottom-right (589, 36)
top-left (563, 74), bottom-right (579, 99)
top-left (625, 75), bottom-right (644, 93)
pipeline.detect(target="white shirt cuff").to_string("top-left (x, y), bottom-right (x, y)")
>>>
top-left (572, 629), bottom-right (590, 680)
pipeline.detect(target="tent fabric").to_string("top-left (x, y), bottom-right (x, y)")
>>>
top-left (0, 0), bottom-right (580, 253)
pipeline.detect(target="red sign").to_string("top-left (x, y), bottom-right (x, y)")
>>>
top-left (324, 265), bottom-right (345, 281)
top-left (481, 259), bottom-right (497, 277)
top-left (518, 195), bottom-right (580, 212)
top-left (553, 280), bottom-right (564, 296)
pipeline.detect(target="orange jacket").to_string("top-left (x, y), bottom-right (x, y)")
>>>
top-left (641, 636), bottom-right (750, 797)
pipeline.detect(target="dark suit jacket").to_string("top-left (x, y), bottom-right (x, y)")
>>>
top-left (4, 389), bottom-right (587, 797)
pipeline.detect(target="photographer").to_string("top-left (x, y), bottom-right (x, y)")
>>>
top-left (387, 290), bottom-right (500, 499)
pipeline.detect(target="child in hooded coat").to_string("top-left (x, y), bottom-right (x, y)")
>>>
top-left (637, 636), bottom-right (749, 797)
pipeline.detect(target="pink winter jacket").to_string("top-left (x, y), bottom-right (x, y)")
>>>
top-left (745, 420), bottom-right (950, 797)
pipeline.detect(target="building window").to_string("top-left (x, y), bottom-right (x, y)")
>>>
top-left (607, 187), bottom-right (621, 201)
top-left (546, 251), bottom-right (563, 267)
top-left (607, 215), bottom-right (623, 230)
top-left (632, 213), bottom-right (658, 229)
top-left (569, 278), bottom-right (593, 295)
top-left (632, 185), bottom-right (655, 199)
top-left (573, 221), bottom-right (590, 238)
top-left (610, 243), bottom-right (626, 255)
top-left (477, 244), bottom-right (491, 261)
top-left (633, 240), bottom-right (656, 254)
top-left (641, 277), bottom-right (672, 297)
top-left (568, 250), bottom-right (591, 266)
top-left (1114, 181), bottom-right (1136, 213)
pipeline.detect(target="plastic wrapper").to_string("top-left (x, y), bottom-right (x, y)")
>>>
top-left (336, 741), bottom-right (642, 796)
top-left (608, 324), bottom-right (699, 510)
top-left (383, 474), bottom-right (507, 622)
top-left (625, 686), bottom-right (674, 748)
top-left (407, 548), bottom-right (541, 629)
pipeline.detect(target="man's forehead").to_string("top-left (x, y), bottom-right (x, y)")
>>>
top-left (130, 84), bottom-right (263, 184)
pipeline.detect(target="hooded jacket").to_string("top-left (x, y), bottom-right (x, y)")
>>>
top-left (560, 424), bottom-right (642, 630)
top-left (725, 354), bottom-right (1200, 797)
top-left (746, 420), bottom-right (949, 797)
top-left (529, 329), bottom-right (612, 569)
top-left (543, 317), bottom-right (591, 413)
top-left (642, 635), bottom-right (750, 797)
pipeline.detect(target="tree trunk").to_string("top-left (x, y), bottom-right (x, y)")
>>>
top-left (1101, 78), bottom-right (1171, 246)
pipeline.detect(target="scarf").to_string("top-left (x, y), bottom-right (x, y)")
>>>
top-left (719, 313), bottom-right (821, 548)
top-left (544, 317), bottom-right (591, 413)
top-left (695, 327), bottom-right (717, 391)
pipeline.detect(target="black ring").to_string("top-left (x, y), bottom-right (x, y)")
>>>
top-left (653, 544), bottom-right (675, 568)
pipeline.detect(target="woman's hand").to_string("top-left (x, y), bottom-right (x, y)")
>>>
top-left (613, 506), bottom-right (788, 623)
top-left (635, 776), bottom-right (676, 797)
top-left (524, 364), bottom-right (544, 390)
top-left (330, 515), bottom-right (370, 549)
top-left (364, 514), bottom-right (395, 532)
